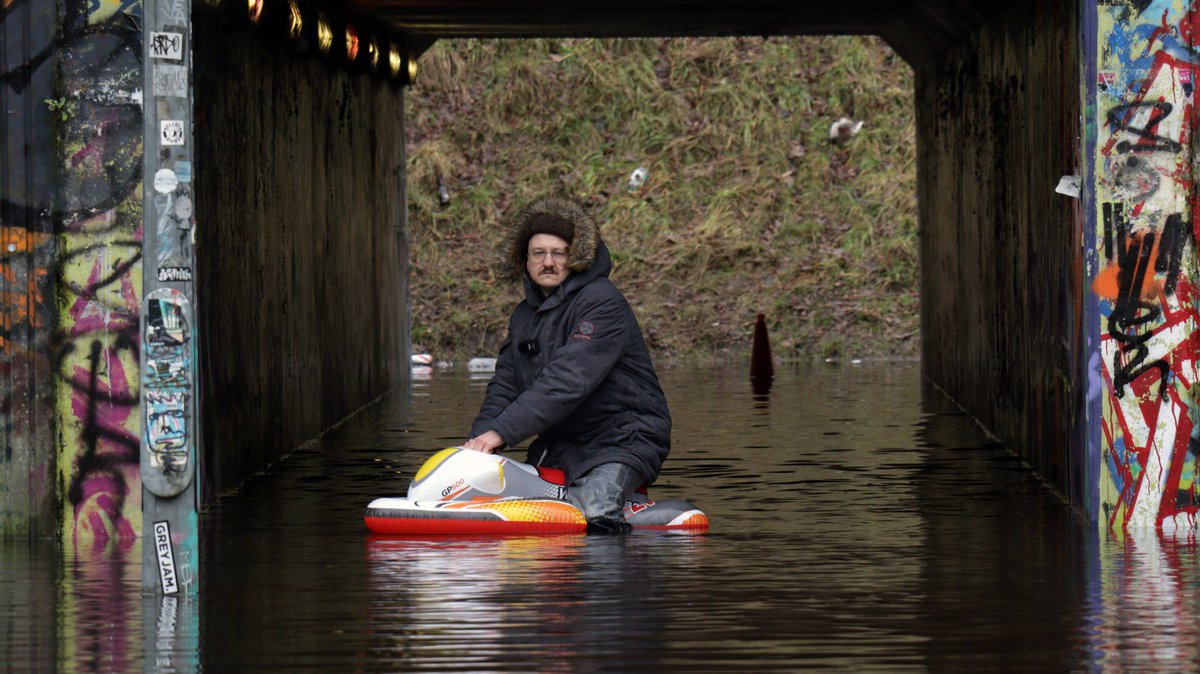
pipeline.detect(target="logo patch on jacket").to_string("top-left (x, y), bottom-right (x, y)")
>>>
top-left (572, 320), bottom-right (595, 341)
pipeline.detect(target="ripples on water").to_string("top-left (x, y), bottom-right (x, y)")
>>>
top-left (5, 363), bottom-right (1200, 671)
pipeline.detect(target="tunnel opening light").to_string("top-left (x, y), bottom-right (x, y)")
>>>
top-left (247, 0), bottom-right (264, 23)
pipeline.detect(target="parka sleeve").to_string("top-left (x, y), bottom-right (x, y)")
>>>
top-left (487, 291), bottom-right (631, 446)
top-left (469, 333), bottom-right (520, 440)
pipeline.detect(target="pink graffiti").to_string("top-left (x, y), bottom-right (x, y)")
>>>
top-left (72, 473), bottom-right (136, 540)
top-left (69, 255), bottom-right (139, 336)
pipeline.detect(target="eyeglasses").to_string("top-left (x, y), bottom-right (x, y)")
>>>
top-left (528, 249), bottom-right (568, 262)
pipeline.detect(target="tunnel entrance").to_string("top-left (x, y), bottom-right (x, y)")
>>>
top-left (1, 0), bottom-right (1103, 556)
top-left (402, 36), bottom-right (919, 368)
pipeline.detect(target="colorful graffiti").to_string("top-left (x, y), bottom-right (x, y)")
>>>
top-left (1096, 0), bottom-right (1200, 532)
top-left (142, 289), bottom-right (194, 498)
top-left (1, 0), bottom-right (143, 537)
top-left (53, 1), bottom-right (145, 540)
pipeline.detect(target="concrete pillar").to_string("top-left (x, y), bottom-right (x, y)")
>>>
top-left (1089, 0), bottom-right (1200, 532)
top-left (141, 0), bottom-right (200, 595)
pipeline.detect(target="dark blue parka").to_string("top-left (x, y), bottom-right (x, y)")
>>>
top-left (469, 241), bottom-right (671, 487)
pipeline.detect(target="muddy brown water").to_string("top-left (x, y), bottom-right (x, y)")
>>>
top-left (4, 363), bottom-right (1200, 672)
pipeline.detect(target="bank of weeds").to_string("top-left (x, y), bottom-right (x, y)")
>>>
top-left (406, 36), bottom-right (917, 365)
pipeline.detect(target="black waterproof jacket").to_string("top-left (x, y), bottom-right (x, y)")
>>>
top-left (469, 243), bottom-right (671, 486)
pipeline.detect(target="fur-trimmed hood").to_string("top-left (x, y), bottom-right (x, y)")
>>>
top-left (502, 195), bottom-right (601, 280)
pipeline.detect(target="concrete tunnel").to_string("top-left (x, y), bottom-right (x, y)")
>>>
top-left (0, 0), bottom-right (1193, 589)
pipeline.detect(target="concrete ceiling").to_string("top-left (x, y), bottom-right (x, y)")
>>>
top-left (344, 0), bottom-right (1001, 65)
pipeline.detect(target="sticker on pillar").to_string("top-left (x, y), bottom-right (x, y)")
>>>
top-left (147, 391), bottom-right (189, 475)
top-left (174, 195), bottom-right (193, 222)
top-left (153, 64), bottom-right (188, 98)
top-left (154, 169), bottom-right (179, 194)
top-left (161, 120), bottom-right (185, 146)
top-left (142, 288), bottom-right (195, 498)
top-left (175, 160), bottom-right (192, 182)
top-left (149, 32), bottom-right (184, 61)
top-left (153, 521), bottom-right (180, 595)
top-left (158, 266), bottom-right (193, 283)
top-left (147, 354), bottom-right (189, 387)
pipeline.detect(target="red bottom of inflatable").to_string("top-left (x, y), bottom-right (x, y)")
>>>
top-left (364, 497), bottom-right (708, 535)
top-left (364, 516), bottom-right (586, 535)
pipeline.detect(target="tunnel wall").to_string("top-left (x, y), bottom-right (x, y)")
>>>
top-left (193, 18), bottom-right (410, 503)
top-left (916, 1), bottom-right (1088, 510)
top-left (0, 0), bottom-right (61, 539)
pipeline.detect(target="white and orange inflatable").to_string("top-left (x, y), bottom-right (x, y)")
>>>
top-left (364, 447), bottom-right (709, 535)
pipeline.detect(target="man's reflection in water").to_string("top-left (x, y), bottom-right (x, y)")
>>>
top-left (365, 532), bottom-right (705, 671)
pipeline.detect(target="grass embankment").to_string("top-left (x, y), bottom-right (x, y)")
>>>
top-left (405, 37), bottom-right (917, 365)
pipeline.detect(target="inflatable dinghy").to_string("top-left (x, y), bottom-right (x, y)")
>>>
top-left (365, 447), bottom-right (709, 534)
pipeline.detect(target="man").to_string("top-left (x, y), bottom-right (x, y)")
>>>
top-left (462, 195), bottom-right (671, 533)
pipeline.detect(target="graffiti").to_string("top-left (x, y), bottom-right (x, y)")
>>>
top-left (1097, 203), bottom-right (1194, 399)
top-left (149, 31), bottom-right (183, 60)
top-left (86, 0), bottom-right (141, 24)
top-left (177, 549), bottom-right (194, 593)
top-left (157, 266), bottom-right (192, 283)
top-left (142, 289), bottom-right (193, 497)
top-left (1106, 101), bottom-right (1183, 153)
top-left (152, 64), bottom-right (188, 98)
top-left (0, 230), bottom-right (54, 456)
top-left (1, 0), bottom-right (143, 539)
top-left (33, 2), bottom-right (144, 539)
top-left (158, 0), bottom-right (187, 25)
top-left (1, 12), bottom-right (143, 228)
top-left (0, 232), bottom-right (52, 353)
top-left (1096, 1), bottom-right (1200, 532)
top-left (146, 392), bottom-right (188, 472)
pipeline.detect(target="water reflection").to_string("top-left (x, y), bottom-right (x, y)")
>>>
top-left (142, 593), bottom-right (200, 673)
top-left (1090, 528), bottom-right (1200, 673)
top-left (63, 537), bottom-right (140, 673)
top-left (10, 365), bottom-right (1200, 670)
top-left (365, 534), bottom-right (700, 670)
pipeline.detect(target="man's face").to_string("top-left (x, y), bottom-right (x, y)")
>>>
top-left (526, 233), bottom-right (570, 293)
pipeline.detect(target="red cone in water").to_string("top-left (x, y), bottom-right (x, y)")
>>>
top-left (750, 313), bottom-right (774, 383)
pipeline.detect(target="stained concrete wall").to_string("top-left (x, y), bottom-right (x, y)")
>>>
top-left (0, 0), bottom-right (61, 538)
top-left (916, 1), bottom-right (1088, 510)
top-left (192, 17), bottom-right (409, 503)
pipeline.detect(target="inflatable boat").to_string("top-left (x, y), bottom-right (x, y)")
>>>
top-left (364, 447), bottom-right (709, 535)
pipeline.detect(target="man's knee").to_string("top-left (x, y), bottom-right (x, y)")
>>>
top-left (566, 463), bottom-right (639, 533)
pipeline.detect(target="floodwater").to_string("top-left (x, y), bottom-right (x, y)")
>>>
top-left (5, 363), bottom-right (1200, 672)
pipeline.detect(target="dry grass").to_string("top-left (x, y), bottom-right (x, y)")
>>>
top-left (406, 36), bottom-right (918, 364)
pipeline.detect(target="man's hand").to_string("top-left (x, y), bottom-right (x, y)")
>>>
top-left (462, 431), bottom-right (504, 453)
